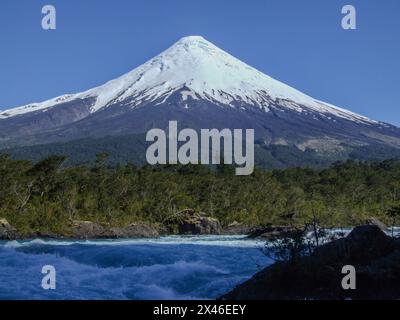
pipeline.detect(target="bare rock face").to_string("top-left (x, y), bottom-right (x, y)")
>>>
top-left (0, 218), bottom-right (17, 240)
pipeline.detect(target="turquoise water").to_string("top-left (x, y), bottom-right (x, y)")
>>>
top-left (0, 235), bottom-right (271, 300)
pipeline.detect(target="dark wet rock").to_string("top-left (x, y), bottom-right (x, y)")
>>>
top-left (0, 218), bottom-right (17, 240)
top-left (221, 225), bottom-right (400, 300)
top-left (313, 225), bottom-right (396, 265)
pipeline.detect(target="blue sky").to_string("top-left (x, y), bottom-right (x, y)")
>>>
top-left (0, 0), bottom-right (399, 125)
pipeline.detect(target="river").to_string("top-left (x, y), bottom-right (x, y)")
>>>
top-left (0, 235), bottom-right (271, 300)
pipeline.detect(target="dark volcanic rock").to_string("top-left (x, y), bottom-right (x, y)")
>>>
top-left (221, 225), bottom-right (400, 300)
top-left (0, 218), bottom-right (17, 240)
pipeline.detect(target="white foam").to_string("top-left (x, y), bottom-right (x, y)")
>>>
top-left (2, 235), bottom-right (263, 248)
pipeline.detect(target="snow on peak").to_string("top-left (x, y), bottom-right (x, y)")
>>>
top-left (0, 94), bottom-right (73, 119)
top-left (178, 35), bottom-right (208, 42)
top-left (0, 36), bottom-right (377, 125)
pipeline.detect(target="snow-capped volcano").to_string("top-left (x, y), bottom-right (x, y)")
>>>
top-left (0, 36), bottom-right (375, 124)
top-left (0, 36), bottom-right (399, 166)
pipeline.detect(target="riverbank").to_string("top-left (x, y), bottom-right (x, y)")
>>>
top-left (1, 212), bottom-right (394, 241)
top-left (0, 209), bottom-right (263, 240)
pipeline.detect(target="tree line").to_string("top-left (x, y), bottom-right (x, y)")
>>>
top-left (1, 153), bottom-right (400, 236)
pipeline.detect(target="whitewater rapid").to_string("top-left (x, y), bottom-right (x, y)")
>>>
top-left (2, 229), bottom-right (398, 300)
top-left (0, 235), bottom-right (270, 300)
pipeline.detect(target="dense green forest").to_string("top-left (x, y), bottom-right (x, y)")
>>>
top-left (1, 153), bottom-right (400, 236)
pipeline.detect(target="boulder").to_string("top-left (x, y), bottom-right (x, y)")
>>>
top-left (313, 225), bottom-right (396, 265)
top-left (0, 218), bottom-right (17, 240)
top-left (175, 209), bottom-right (221, 235)
top-left (179, 216), bottom-right (221, 235)
top-left (70, 220), bottom-right (107, 239)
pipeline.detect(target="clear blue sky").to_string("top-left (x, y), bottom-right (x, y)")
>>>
top-left (1, 0), bottom-right (399, 125)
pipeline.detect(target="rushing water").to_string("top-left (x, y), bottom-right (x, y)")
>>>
top-left (2, 228), bottom-right (398, 300)
top-left (0, 235), bottom-right (271, 300)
